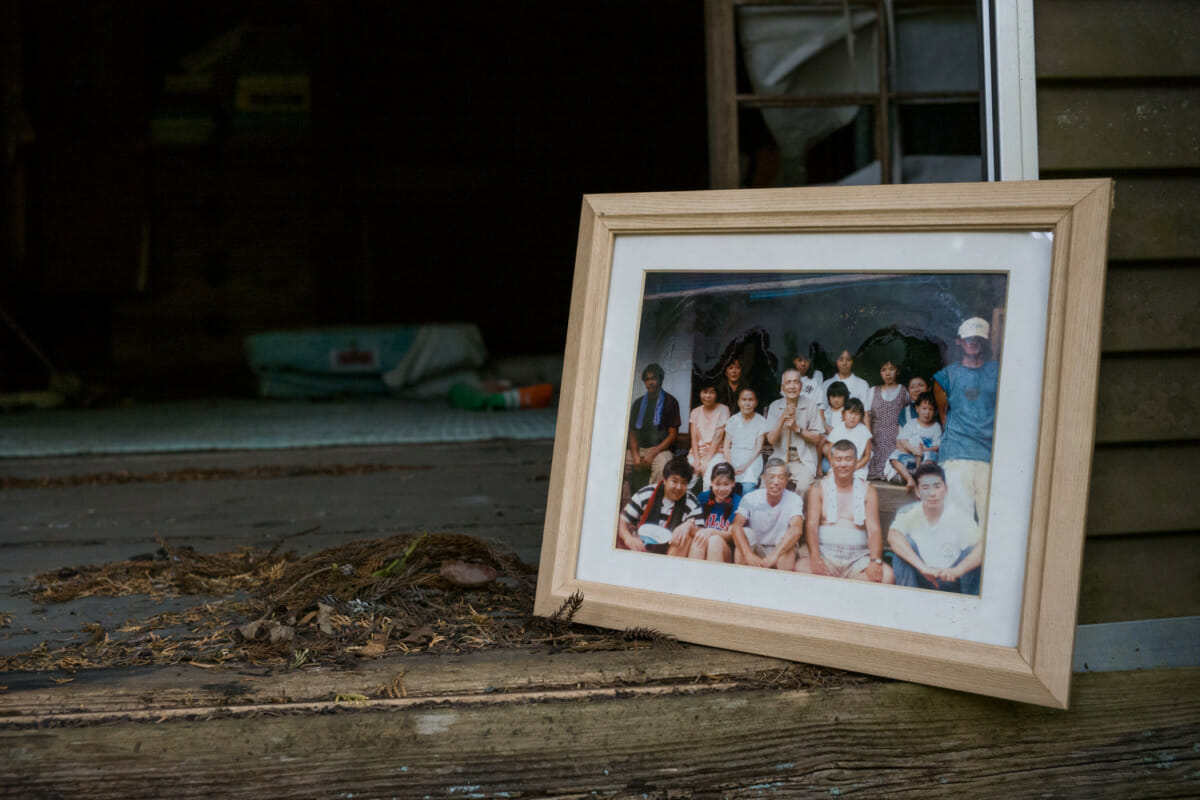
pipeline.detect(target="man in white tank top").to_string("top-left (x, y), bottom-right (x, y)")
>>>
top-left (796, 439), bottom-right (894, 583)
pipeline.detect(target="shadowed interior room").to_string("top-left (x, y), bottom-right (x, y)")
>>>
top-left (1, 0), bottom-right (710, 401)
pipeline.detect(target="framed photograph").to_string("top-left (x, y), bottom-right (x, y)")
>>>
top-left (535, 180), bottom-right (1112, 708)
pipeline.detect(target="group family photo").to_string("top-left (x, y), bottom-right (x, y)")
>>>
top-left (616, 270), bottom-right (1007, 598)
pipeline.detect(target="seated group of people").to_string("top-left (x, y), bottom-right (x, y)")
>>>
top-left (617, 447), bottom-right (981, 594)
top-left (620, 318), bottom-right (998, 595)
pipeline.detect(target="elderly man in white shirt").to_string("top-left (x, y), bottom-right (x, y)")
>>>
top-left (765, 369), bottom-right (825, 497)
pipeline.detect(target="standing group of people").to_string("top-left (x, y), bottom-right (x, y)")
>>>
top-left (620, 316), bottom-right (999, 596)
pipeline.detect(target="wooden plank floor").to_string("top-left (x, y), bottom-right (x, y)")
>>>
top-left (2, 439), bottom-right (1194, 651)
top-left (2, 440), bottom-right (1198, 797)
top-left (0, 441), bottom-right (552, 656)
top-left (2, 653), bottom-right (1196, 799)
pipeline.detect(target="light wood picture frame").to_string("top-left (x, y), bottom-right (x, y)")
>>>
top-left (535, 180), bottom-right (1112, 708)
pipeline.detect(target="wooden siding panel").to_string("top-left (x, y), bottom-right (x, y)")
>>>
top-left (1088, 443), bottom-right (1200, 536)
top-left (1102, 264), bottom-right (1200, 352)
top-left (1108, 176), bottom-right (1200, 262)
top-left (1079, 533), bottom-right (1200, 623)
top-left (1035, 0), bottom-right (1200, 79)
top-left (1038, 88), bottom-right (1200, 171)
top-left (1094, 355), bottom-right (1200, 443)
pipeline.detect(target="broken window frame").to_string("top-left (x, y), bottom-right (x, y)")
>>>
top-left (704, 0), bottom-right (1038, 188)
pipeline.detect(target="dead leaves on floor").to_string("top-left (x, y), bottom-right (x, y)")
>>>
top-left (32, 540), bottom-right (287, 604)
top-left (1, 533), bottom-right (685, 673)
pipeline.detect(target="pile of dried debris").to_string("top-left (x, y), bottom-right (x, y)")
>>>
top-left (1, 533), bottom-right (675, 673)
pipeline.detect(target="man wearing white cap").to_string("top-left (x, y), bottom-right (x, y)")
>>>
top-left (933, 317), bottom-right (1000, 525)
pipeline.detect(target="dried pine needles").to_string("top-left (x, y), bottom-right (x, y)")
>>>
top-left (1, 533), bottom-right (683, 673)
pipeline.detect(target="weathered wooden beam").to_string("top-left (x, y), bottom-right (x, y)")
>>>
top-left (1038, 87), bottom-right (1200, 170)
top-left (1035, 0), bottom-right (1200, 79)
top-left (1, 667), bottom-right (1195, 799)
top-left (0, 646), bottom-right (786, 720)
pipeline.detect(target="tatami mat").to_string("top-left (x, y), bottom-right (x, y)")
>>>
top-left (0, 398), bottom-right (557, 458)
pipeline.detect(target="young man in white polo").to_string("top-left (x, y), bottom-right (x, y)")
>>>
top-left (887, 461), bottom-right (983, 594)
top-left (796, 438), bottom-right (893, 584)
top-left (728, 458), bottom-right (806, 570)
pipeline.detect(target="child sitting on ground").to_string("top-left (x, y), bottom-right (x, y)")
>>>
top-left (886, 391), bottom-right (943, 492)
top-left (897, 376), bottom-right (929, 429)
top-left (721, 387), bottom-right (769, 495)
top-left (687, 380), bottom-right (730, 491)
top-left (822, 397), bottom-right (872, 482)
top-left (670, 462), bottom-right (742, 563)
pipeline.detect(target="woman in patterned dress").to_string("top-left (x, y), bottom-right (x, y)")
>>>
top-left (866, 360), bottom-right (910, 480)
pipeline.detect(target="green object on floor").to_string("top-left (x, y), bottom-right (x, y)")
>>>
top-left (448, 382), bottom-right (554, 411)
top-left (448, 383), bottom-right (507, 410)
